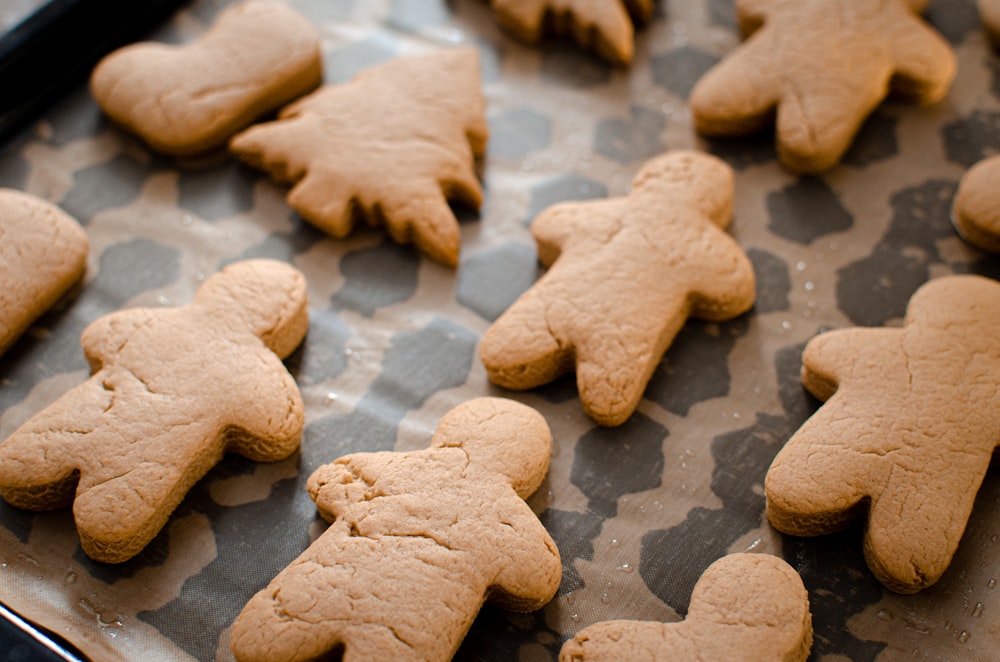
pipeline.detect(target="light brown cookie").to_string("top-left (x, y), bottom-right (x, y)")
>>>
top-left (690, 0), bottom-right (956, 173)
top-left (0, 189), bottom-right (89, 355)
top-left (229, 397), bottom-right (561, 662)
top-left (982, 0), bottom-right (1000, 42)
top-left (0, 259), bottom-right (307, 563)
top-left (229, 48), bottom-right (488, 267)
top-left (952, 155), bottom-right (1000, 253)
top-left (560, 553), bottom-right (812, 662)
top-left (490, 0), bottom-right (654, 65)
top-left (765, 275), bottom-right (1000, 593)
top-left (479, 150), bottom-right (755, 427)
top-left (90, 0), bottom-right (322, 156)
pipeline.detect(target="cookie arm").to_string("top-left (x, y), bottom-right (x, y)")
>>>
top-left (480, 285), bottom-right (573, 391)
top-left (0, 378), bottom-right (108, 510)
top-left (887, 15), bottom-right (956, 104)
top-left (224, 364), bottom-right (304, 462)
top-left (531, 199), bottom-right (625, 267)
top-left (690, 33), bottom-right (781, 137)
top-left (686, 233), bottom-right (756, 322)
top-left (488, 508), bottom-right (561, 612)
top-left (79, 309), bottom-right (153, 372)
top-left (799, 327), bottom-right (900, 401)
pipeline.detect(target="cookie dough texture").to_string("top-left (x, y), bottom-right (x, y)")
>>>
top-left (230, 397), bottom-right (561, 662)
top-left (230, 48), bottom-right (488, 267)
top-left (691, 0), bottom-right (955, 173)
top-left (490, 0), bottom-right (654, 64)
top-left (0, 259), bottom-right (308, 563)
top-left (560, 553), bottom-right (812, 662)
top-left (952, 155), bottom-right (1000, 253)
top-left (479, 150), bottom-right (756, 427)
top-left (90, 0), bottom-right (322, 156)
top-left (0, 189), bottom-right (89, 355)
top-left (765, 275), bottom-right (1000, 593)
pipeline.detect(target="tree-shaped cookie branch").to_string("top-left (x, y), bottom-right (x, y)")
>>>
top-left (952, 155), bottom-right (1000, 253)
top-left (766, 275), bottom-right (1000, 593)
top-left (691, 0), bottom-right (955, 173)
top-left (560, 553), bottom-right (812, 662)
top-left (0, 259), bottom-right (308, 564)
top-left (229, 397), bottom-right (561, 662)
top-left (479, 151), bottom-right (756, 427)
top-left (230, 48), bottom-right (488, 267)
top-left (490, 0), bottom-right (654, 65)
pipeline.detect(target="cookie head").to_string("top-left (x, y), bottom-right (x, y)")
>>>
top-left (431, 397), bottom-right (552, 499)
top-left (193, 259), bottom-right (308, 358)
top-left (952, 155), bottom-right (1000, 253)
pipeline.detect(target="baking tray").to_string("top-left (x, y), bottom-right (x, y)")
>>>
top-left (0, 1), bottom-right (999, 660)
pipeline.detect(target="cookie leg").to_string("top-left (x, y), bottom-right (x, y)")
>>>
top-left (764, 416), bottom-right (873, 536)
top-left (0, 379), bottom-right (111, 510)
top-left (480, 290), bottom-right (572, 390)
top-left (690, 39), bottom-right (780, 137)
top-left (72, 457), bottom-right (196, 563)
top-left (864, 462), bottom-right (987, 593)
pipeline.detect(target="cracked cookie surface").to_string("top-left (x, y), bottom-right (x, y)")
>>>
top-left (229, 397), bottom-right (561, 662)
top-left (0, 259), bottom-right (307, 563)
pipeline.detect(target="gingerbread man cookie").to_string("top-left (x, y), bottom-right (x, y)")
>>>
top-left (490, 0), bottom-right (654, 65)
top-left (690, 0), bottom-right (956, 173)
top-left (765, 275), bottom-right (1000, 593)
top-left (560, 553), bottom-right (812, 662)
top-left (0, 259), bottom-right (308, 563)
top-left (91, 1), bottom-right (322, 156)
top-left (479, 151), bottom-right (756, 427)
top-left (229, 48), bottom-right (488, 267)
top-left (229, 397), bottom-right (561, 662)
top-left (952, 155), bottom-right (1000, 253)
top-left (0, 189), bottom-right (89, 355)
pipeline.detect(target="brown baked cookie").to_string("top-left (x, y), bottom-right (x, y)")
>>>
top-left (560, 553), bottom-right (812, 662)
top-left (229, 397), bottom-right (561, 662)
top-left (690, 0), bottom-right (956, 173)
top-left (0, 189), bottom-right (89, 355)
top-left (90, 0), bottom-right (322, 156)
top-left (0, 259), bottom-right (307, 563)
top-left (765, 275), bottom-right (1000, 593)
top-left (952, 155), bottom-right (1000, 253)
top-left (490, 0), bottom-right (654, 65)
top-left (983, 0), bottom-right (1000, 42)
top-left (229, 48), bottom-right (488, 267)
top-left (479, 151), bottom-right (755, 427)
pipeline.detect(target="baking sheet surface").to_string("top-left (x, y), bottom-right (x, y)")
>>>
top-left (1, 1), bottom-right (999, 660)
